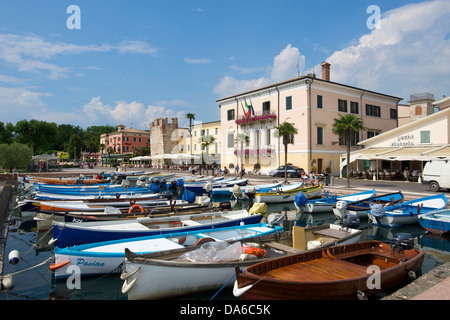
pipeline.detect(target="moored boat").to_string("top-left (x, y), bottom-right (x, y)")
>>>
top-left (50, 208), bottom-right (264, 248)
top-left (233, 239), bottom-right (424, 300)
top-left (50, 222), bottom-right (284, 280)
top-left (255, 184), bottom-right (322, 203)
top-left (368, 193), bottom-right (448, 227)
top-left (302, 189), bottom-right (376, 214)
top-left (121, 239), bottom-right (298, 300)
top-left (418, 208), bottom-right (450, 235)
top-left (333, 191), bottom-right (404, 219)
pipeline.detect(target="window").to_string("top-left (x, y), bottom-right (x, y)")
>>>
top-left (133, 137), bottom-right (136, 142)
top-left (317, 127), bottom-right (323, 145)
top-left (317, 95), bottom-right (323, 109)
top-left (139, 138), bottom-right (141, 142)
top-left (227, 109), bottom-right (235, 121)
top-left (201, 129), bottom-right (205, 136)
top-left (338, 99), bottom-right (347, 112)
top-left (390, 108), bottom-right (398, 119)
top-left (262, 101), bottom-right (271, 114)
top-left (286, 96), bottom-right (292, 110)
top-left (227, 133), bottom-right (234, 148)
top-left (367, 131), bottom-right (379, 139)
top-left (420, 130), bottom-right (430, 143)
top-left (215, 128), bottom-right (218, 135)
top-left (350, 101), bottom-right (359, 114)
top-left (366, 104), bottom-right (381, 117)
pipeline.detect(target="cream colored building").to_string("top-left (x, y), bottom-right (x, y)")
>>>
top-left (342, 97), bottom-right (450, 178)
top-left (178, 120), bottom-right (221, 166)
top-left (217, 63), bottom-right (402, 175)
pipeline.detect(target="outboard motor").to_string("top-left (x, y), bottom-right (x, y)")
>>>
top-left (391, 233), bottom-right (414, 253)
top-left (161, 191), bottom-right (173, 200)
top-left (370, 203), bottom-right (385, 225)
top-left (334, 200), bottom-right (347, 219)
top-left (341, 214), bottom-right (360, 229)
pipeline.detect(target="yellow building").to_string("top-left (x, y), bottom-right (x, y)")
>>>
top-left (178, 120), bottom-right (221, 166)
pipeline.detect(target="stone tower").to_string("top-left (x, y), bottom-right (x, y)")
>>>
top-left (149, 117), bottom-right (180, 156)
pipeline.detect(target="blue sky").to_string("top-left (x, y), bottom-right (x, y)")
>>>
top-left (0, 0), bottom-right (449, 130)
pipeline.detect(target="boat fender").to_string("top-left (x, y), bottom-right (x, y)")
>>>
top-left (49, 260), bottom-right (70, 271)
top-left (48, 237), bottom-right (57, 245)
top-left (242, 245), bottom-right (268, 258)
top-left (357, 290), bottom-right (368, 300)
top-left (121, 277), bottom-right (138, 294)
top-left (408, 270), bottom-right (416, 280)
top-left (128, 204), bottom-right (144, 213)
top-left (1, 274), bottom-right (14, 290)
top-left (8, 250), bottom-right (20, 265)
top-left (120, 267), bottom-right (140, 280)
top-left (239, 254), bottom-right (258, 261)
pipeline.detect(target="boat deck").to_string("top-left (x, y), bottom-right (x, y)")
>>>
top-left (264, 256), bottom-right (368, 282)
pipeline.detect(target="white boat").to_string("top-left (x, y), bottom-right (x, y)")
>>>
top-left (368, 193), bottom-right (448, 227)
top-left (210, 182), bottom-right (282, 197)
top-left (302, 189), bottom-right (376, 213)
top-left (121, 240), bottom-right (299, 300)
top-left (50, 223), bottom-right (283, 280)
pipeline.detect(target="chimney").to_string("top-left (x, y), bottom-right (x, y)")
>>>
top-left (321, 62), bottom-right (331, 81)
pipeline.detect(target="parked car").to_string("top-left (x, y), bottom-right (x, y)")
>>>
top-left (270, 165), bottom-right (303, 178)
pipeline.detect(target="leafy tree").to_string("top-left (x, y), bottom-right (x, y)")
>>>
top-left (0, 142), bottom-right (33, 170)
top-left (275, 122), bottom-right (298, 183)
top-left (332, 114), bottom-right (366, 188)
top-left (199, 135), bottom-right (216, 175)
top-left (68, 134), bottom-right (83, 161)
top-left (0, 122), bottom-right (15, 145)
top-left (14, 119), bottom-right (58, 154)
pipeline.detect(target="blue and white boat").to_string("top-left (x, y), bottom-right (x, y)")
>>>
top-left (50, 222), bottom-right (283, 279)
top-left (50, 209), bottom-right (263, 248)
top-left (184, 178), bottom-right (248, 193)
top-left (333, 191), bottom-right (404, 219)
top-left (211, 182), bottom-right (282, 197)
top-left (418, 209), bottom-right (450, 235)
top-left (302, 189), bottom-right (376, 213)
top-left (368, 193), bottom-right (448, 227)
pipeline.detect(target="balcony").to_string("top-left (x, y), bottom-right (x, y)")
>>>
top-left (234, 145), bottom-right (275, 156)
top-left (235, 112), bottom-right (277, 126)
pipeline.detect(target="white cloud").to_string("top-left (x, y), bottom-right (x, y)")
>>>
top-left (184, 58), bottom-right (212, 64)
top-left (214, 44), bottom-right (305, 97)
top-left (0, 33), bottom-right (158, 80)
top-left (80, 97), bottom-right (185, 129)
top-left (322, 0), bottom-right (450, 99)
top-left (0, 86), bottom-right (52, 121)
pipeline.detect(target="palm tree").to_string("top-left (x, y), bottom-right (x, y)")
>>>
top-left (276, 122), bottom-right (298, 184)
top-left (199, 134), bottom-right (216, 175)
top-left (332, 114), bottom-right (366, 188)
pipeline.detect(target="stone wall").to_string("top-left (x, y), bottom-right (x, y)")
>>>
top-left (149, 118), bottom-right (180, 156)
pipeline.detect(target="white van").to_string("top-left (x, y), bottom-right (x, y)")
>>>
top-left (422, 161), bottom-right (450, 192)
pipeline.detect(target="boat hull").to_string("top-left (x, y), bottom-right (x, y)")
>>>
top-left (255, 184), bottom-right (322, 203)
top-left (418, 209), bottom-right (450, 235)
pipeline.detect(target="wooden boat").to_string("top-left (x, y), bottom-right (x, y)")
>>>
top-left (302, 189), bottom-right (375, 214)
top-left (233, 240), bottom-right (424, 300)
top-left (26, 176), bottom-right (106, 185)
top-left (333, 191), bottom-right (404, 219)
top-left (33, 185), bottom-right (152, 196)
top-left (30, 191), bottom-right (160, 201)
top-left (210, 182), bottom-right (282, 197)
top-left (50, 223), bottom-right (284, 280)
top-left (255, 184), bottom-right (322, 203)
top-left (50, 209), bottom-right (264, 248)
top-left (368, 193), bottom-right (448, 227)
top-left (418, 209), bottom-right (450, 235)
top-left (121, 240), bottom-right (299, 300)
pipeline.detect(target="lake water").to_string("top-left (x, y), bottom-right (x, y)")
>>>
top-left (1, 197), bottom-right (450, 301)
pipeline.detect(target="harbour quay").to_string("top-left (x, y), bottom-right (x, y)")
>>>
top-left (1, 168), bottom-right (450, 300)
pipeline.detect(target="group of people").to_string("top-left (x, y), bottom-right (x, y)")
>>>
top-left (300, 169), bottom-right (324, 186)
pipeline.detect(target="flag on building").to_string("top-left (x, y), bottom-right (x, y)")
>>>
top-left (244, 99), bottom-right (255, 118)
